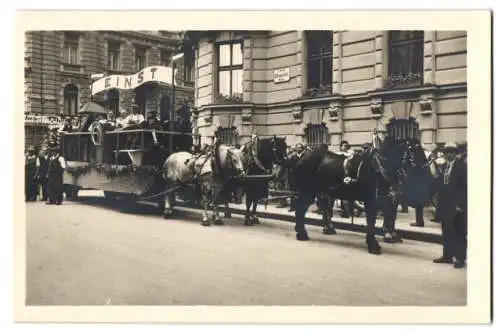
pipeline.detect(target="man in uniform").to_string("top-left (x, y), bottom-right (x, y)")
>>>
top-left (433, 142), bottom-right (467, 268)
top-left (337, 140), bottom-right (355, 218)
top-left (286, 143), bottom-right (306, 212)
top-left (35, 147), bottom-right (50, 201)
top-left (25, 146), bottom-right (38, 201)
top-left (46, 144), bottom-right (67, 205)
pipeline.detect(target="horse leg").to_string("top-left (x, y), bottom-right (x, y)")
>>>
top-left (201, 199), bottom-right (211, 226)
top-left (251, 199), bottom-right (260, 224)
top-left (224, 200), bottom-right (232, 218)
top-left (382, 198), bottom-right (402, 243)
top-left (213, 204), bottom-right (224, 225)
top-left (295, 192), bottom-right (312, 241)
top-left (323, 197), bottom-right (336, 235)
top-left (201, 182), bottom-right (211, 226)
top-left (364, 199), bottom-right (382, 255)
top-left (162, 181), bottom-right (175, 218)
top-left (244, 194), bottom-right (252, 226)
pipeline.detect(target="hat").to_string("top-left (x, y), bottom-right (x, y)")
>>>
top-left (27, 145), bottom-right (36, 152)
top-left (442, 142), bottom-right (458, 153)
top-left (295, 143), bottom-right (304, 148)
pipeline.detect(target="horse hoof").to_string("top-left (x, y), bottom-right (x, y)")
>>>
top-left (201, 220), bottom-right (211, 227)
top-left (162, 210), bottom-right (173, 219)
top-left (244, 219), bottom-right (252, 226)
top-left (323, 228), bottom-right (337, 235)
top-left (368, 247), bottom-right (382, 255)
top-left (251, 217), bottom-right (260, 225)
top-left (224, 212), bottom-right (232, 218)
top-left (214, 219), bottom-right (224, 226)
top-left (296, 233), bottom-right (310, 241)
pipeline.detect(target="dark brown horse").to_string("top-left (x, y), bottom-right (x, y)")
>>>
top-left (237, 135), bottom-right (288, 225)
top-left (292, 132), bottom-right (432, 255)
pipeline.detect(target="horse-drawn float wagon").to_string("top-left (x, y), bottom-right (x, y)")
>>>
top-left (59, 101), bottom-right (196, 209)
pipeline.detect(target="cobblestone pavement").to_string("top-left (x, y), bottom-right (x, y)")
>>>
top-left (26, 192), bottom-right (466, 306)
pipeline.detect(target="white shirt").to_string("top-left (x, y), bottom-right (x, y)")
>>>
top-left (444, 158), bottom-right (456, 184)
top-left (124, 113), bottom-right (145, 124)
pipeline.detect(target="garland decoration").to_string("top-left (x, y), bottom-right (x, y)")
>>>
top-left (66, 163), bottom-right (160, 180)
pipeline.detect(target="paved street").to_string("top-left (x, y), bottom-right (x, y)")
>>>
top-left (26, 192), bottom-right (466, 306)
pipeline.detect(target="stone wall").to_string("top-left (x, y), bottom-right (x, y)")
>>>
top-left (193, 30), bottom-right (467, 150)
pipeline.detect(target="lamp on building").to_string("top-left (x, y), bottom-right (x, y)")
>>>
top-left (169, 53), bottom-right (184, 153)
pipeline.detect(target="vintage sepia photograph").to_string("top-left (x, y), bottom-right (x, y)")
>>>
top-left (14, 10), bottom-right (492, 324)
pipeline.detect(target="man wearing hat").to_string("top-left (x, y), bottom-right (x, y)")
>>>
top-left (59, 117), bottom-right (74, 133)
top-left (35, 147), bottom-right (50, 201)
top-left (285, 142), bottom-right (307, 212)
top-left (46, 144), bottom-right (67, 205)
top-left (25, 145), bottom-right (39, 201)
top-left (433, 142), bottom-right (468, 268)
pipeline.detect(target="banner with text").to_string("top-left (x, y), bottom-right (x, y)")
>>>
top-left (91, 66), bottom-right (180, 96)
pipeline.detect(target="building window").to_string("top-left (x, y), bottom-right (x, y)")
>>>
top-left (387, 31), bottom-right (424, 88)
top-left (135, 47), bottom-right (147, 71)
top-left (63, 33), bottom-right (79, 65)
top-left (184, 48), bottom-right (195, 83)
top-left (305, 31), bottom-right (333, 96)
top-left (217, 41), bottom-right (243, 101)
top-left (215, 126), bottom-right (238, 146)
top-left (160, 50), bottom-right (171, 66)
top-left (108, 42), bottom-right (121, 70)
top-left (63, 84), bottom-right (79, 116)
top-left (305, 123), bottom-right (329, 150)
top-left (107, 89), bottom-right (120, 116)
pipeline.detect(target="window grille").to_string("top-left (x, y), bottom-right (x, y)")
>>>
top-left (305, 123), bottom-right (329, 150)
top-left (215, 127), bottom-right (238, 146)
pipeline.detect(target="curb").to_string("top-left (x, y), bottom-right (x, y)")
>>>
top-left (177, 202), bottom-right (442, 245)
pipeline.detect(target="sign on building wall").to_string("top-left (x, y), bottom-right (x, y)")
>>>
top-left (25, 114), bottom-right (80, 128)
top-left (273, 67), bottom-right (291, 83)
top-left (91, 66), bottom-right (180, 96)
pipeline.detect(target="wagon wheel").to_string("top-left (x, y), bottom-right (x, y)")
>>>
top-left (90, 121), bottom-right (104, 146)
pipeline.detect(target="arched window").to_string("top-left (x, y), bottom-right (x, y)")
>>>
top-left (107, 89), bottom-right (120, 115)
top-left (305, 123), bottom-right (329, 150)
top-left (215, 126), bottom-right (238, 146)
top-left (63, 84), bottom-right (79, 115)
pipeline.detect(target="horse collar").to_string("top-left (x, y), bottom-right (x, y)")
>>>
top-left (251, 139), bottom-right (267, 172)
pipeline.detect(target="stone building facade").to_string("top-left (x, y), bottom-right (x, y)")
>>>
top-left (189, 31), bottom-right (467, 150)
top-left (24, 30), bottom-right (195, 148)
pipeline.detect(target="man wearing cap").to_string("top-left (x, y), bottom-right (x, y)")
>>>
top-left (25, 146), bottom-right (38, 201)
top-left (433, 142), bottom-right (468, 268)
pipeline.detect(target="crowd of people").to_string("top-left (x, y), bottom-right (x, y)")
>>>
top-left (25, 143), bottom-right (67, 205)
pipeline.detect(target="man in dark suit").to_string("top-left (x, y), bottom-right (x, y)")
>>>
top-left (433, 142), bottom-right (468, 268)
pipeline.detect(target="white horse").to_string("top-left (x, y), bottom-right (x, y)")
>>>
top-left (162, 142), bottom-right (245, 226)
